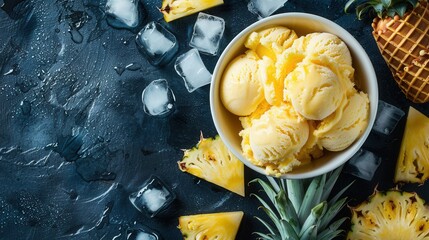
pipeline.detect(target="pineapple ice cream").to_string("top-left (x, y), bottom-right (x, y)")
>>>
top-left (220, 50), bottom-right (264, 116)
top-left (240, 103), bottom-right (309, 173)
top-left (314, 90), bottom-right (369, 151)
top-left (220, 26), bottom-right (370, 176)
top-left (284, 56), bottom-right (344, 120)
top-left (245, 26), bottom-right (298, 60)
top-left (291, 32), bottom-right (353, 66)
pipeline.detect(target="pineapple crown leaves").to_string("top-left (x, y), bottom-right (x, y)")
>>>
top-left (250, 166), bottom-right (352, 240)
top-left (345, 0), bottom-right (418, 20)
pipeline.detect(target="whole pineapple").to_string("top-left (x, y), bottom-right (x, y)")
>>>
top-left (348, 189), bottom-right (429, 239)
top-left (346, 0), bottom-right (429, 103)
top-left (252, 166), bottom-right (351, 240)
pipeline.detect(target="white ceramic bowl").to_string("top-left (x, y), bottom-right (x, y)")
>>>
top-left (210, 13), bottom-right (378, 179)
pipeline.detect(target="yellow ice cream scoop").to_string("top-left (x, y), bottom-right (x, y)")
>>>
top-left (245, 26), bottom-right (297, 60)
top-left (259, 56), bottom-right (283, 105)
top-left (285, 59), bottom-right (344, 120)
top-left (314, 89), bottom-right (369, 151)
top-left (295, 120), bottom-right (323, 165)
top-left (220, 50), bottom-right (264, 116)
top-left (292, 32), bottom-right (352, 66)
top-left (242, 104), bottom-right (309, 163)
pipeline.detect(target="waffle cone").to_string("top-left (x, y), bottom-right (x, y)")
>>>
top-left (372, 1), bottom-right (429, 103)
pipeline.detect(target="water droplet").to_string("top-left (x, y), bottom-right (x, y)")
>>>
top-left (95, 201), bottom-right (114, 229)
top-left (3, 63), bottom-right (20, 76)
top-left (125, 62), bottom-right (141, 71)
top-left (66, 189), bottom-right (78, 200)
top-left (15, 79), bottom-right (38, 93)
top-left (20, 100), bottom-right (31, 116)
top-left (114, 66), bottom-right (125, 76)
top-left (68, 26), bottom-right (83, 44)
top-left (121, 37), bottom-right (129, 45)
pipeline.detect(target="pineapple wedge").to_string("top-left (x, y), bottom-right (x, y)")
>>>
top-left (178, 211), bottom-right (244, 240)
top-left (348, 190), bottom-right (429, 239)
top-left (160, 0), bottom-right (224, 22)
top-left (178, 134), bottom-right (245, 196)
top-left (395, 107), bottom-right (429, 183)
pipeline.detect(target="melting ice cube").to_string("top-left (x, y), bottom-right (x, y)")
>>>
top-left (136, 21), bottom-right (178, 66)
top-left (372, 101), bottom-right (405, 135)
top-left (105, 0), bottom-right (143, 30)
top-left (189, 13), bottom-right (225, 56)
top-left (141, 79), bottom-right (176, 117)
top-left (129, 175), bottom-right (175, 217)
top-left (126, 224), bottom-right (160, 240)
top-left (174, 49), bottom-right (212, 92)
top-left (344, 149), bottom-right (381, 181)
top-left (248, 0), bottom-right (288, 18)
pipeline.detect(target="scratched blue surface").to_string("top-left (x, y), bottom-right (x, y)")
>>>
top-left (0, 0), bottom-right (428, 239)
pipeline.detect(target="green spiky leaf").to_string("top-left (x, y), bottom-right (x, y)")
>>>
top-left (250, 178), bottom-right (277, 203)
top-left (251, 167), bottom-right (352, 240)
top-left (253, 231), bottom-right (276, 240)
top-left (286, 179), bottom-right (304, 213)
top-left (345, 0), bottom-right (418, 19)
top-left (300, 202), bottom-right (326, 237)
top-left (392, 2), bottom-right (409, 16)
top-left (319, 197), bottom-right (348, 230)
top-left (254, 216), bottom-right (277, 236)
top-left (298, 175), bottom-right (325, 224)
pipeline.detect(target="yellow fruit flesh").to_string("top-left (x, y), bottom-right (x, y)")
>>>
top-left (348, 190), bottom-right (429, 240)
top-left (178, 211), bottom-right (244, 240)
top-left (395, 107), bottom-right (429, 183)
top-left (178, 135), bottom-right (245, 196)
top-left (161, 0), bottom-right (224, 22)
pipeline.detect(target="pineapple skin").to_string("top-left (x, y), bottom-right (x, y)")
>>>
top-left (348, 190), bottom-right (429, 240)
top-left (178, 211), bottom-right (244, 240)
top-left (160, 0), bottom-right (224, 22)
top-left (371, 1), bottom-right (429, 103)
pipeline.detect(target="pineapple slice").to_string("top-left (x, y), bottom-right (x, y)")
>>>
top-left (348, 190), bottom-right (429, 239)
top-left (395, 107), bottom-right (429, 183)
top-left (178, 211), bottom-right (244, 240)
top-left (160, 0), bottom-right (224, 22)
top-left (178, 134), bottom-right (245, 196)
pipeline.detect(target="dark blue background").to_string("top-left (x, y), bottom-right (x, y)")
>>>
top-left (0, 0), bottom-right (428, 239)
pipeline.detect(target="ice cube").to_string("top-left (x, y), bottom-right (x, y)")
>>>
top-left (136, 21), bottom-right (178, 66)
top-left (174, 49), bottom-right (212, 92)
top-left (344, 149), bottom-right (381, 181)
top-left (126, 224), bottom-right (160, 240)
top-left (248, 0), bottom-right (288, 18)
top-left (189, 13), bottom-right (225, 56)
top-left (372, 101), bottom-right (405, 135)
top-left (105, 0), bottom-right (143, 30)
top-left (141, 79), bottom-right (176, 117)
top-left (129, 175), bottom-right (175, 217)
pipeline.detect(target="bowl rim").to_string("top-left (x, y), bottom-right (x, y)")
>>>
top-left (210, 12), bottom-right (379, 179)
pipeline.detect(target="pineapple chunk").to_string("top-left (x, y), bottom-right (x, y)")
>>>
top-left (178, 211), bottom-right (244, 240)
top-left (160, 0), bottom-right (224, 22)
top-left (348, 190), bottom-right (429, 239)
top-left (395, 107), bottom-right (429, 183)
top-left (178, 134), bottom-right (245, 196)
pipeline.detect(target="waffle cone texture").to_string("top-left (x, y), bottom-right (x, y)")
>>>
top-left (372, 0), bottom-right (429, 103)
